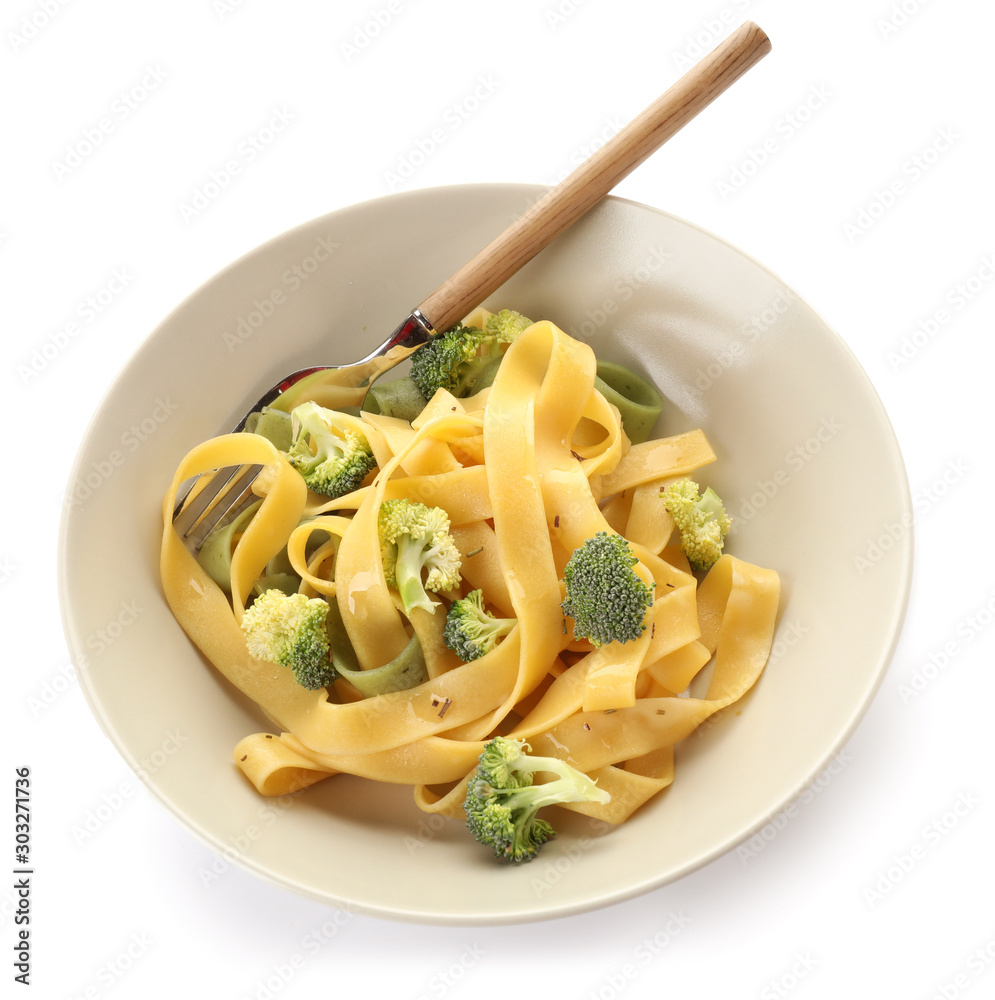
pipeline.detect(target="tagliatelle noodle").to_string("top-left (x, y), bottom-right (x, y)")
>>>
top-left (161, 317), bottom-right (780, 837)
top-left (232, 733), bottom-right (338, 797)
top-left (625, 479), bottom-right (678, 553)
top-left (310, 465), bottom-right (494, 525)
top-left (405, 604), bottom-right (464, 680)
top-left (450, 521), bottom-right (514, 616)
top-left (362, 411), bottom-right (464, 478)
top-left (277, 731), bottom-right (486, 786)
top-left (332, 488), bottom-right (410, 667)
top-left (646, 639), bottom-right (712, 694)
top-left (285, 516), bottom-right (352, 597)
top-left (594, 429), bottom-right (717, 498)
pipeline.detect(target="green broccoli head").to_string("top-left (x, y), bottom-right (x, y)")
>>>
top-left (443, 589), bottom-right (517, 662)
top-left (660, 478), bottom-right (731, 571)
top-left (464, 736), bottom-right (610, 863)
top-left (240, 589), bottom-right (337, 690)
top-left (561, 531), bottom-right (655, 647)
top-left (484, 308), bottom-right (533, 344)
top-left (286, 401), bottom-right (376, 498)
top-left (409, 322), bottom-right (489, 400)
top-left (409, 310), bottom-right (533, 400)
top-left (378, 498), bottom-right (462, 615)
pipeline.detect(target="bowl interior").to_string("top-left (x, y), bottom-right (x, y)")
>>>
top-left (59, 184), bottom-right (912, 923)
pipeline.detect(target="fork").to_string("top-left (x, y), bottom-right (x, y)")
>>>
top-left (173, 21), bottom-right (771, 550)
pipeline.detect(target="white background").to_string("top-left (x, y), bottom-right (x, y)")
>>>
top-left (5, 0), bottom-right (994, 997)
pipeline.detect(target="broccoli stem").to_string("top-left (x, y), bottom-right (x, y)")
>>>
top-left (394, 534), bottom-right (433, 612)
top-left (498, 774), bottom-right (594, 815)
top-left (514, 753), bottom-right (583, 782)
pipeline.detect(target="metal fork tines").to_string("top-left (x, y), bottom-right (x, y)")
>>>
top-left (172, 464), bottom-right (263, 552)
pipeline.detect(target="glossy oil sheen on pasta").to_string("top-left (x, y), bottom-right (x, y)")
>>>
top-left (159, 314), bottom-right (780, 828)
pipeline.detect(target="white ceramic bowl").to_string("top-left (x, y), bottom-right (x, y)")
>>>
top-left (58, 184), bottom-right (912, 924)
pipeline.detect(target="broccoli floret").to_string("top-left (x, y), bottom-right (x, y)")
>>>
top-left (464, 736), bottom-right (610, 863)
top-left (443, 589), bottom-right (517, 661)
top-left (410, 310), bottom-right (533, 400)
top-left (484, 308), bottom-right (533, 344)
top-left (378, 499), bottom-right (462, 615)
top-left (286, 400), bottom-right (376, 498)
top-left (409, 322), bottom-right (490, 400)
top-left (561, 531), bottom-right (655, 647)
top-left (660, 478), bottom-right (731, 571)
top-left (240, 589), bottom-right (337, 690)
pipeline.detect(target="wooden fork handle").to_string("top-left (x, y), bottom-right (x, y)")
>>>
top-left (417, 21), bottom-right (771, 334)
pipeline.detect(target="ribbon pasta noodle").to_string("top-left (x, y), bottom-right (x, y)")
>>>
top-left (160, 315), bottom-right (779, 837)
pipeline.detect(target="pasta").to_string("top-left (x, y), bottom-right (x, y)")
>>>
top-left (160, 311), bottom-right (780, 835)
